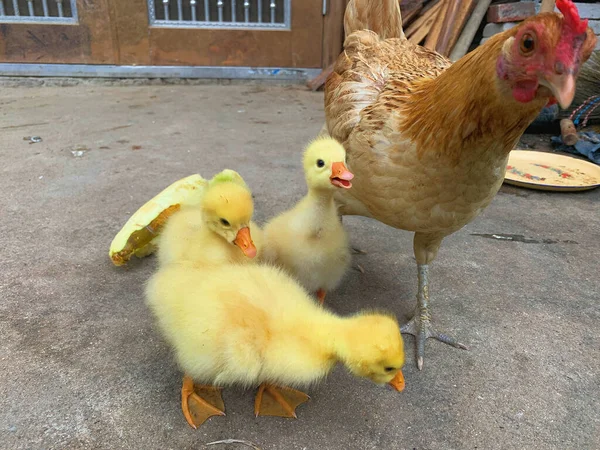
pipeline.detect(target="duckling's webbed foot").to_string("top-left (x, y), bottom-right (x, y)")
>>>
top-left (254, 383), bottom-right (309, 418)
top-left (401, 264), bottom-right (467, 371)
top-left (181, 375), bottom-right (225, 429)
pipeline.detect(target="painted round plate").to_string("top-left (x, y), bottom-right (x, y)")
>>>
top-left (504, 150), bottom-right (600, 192)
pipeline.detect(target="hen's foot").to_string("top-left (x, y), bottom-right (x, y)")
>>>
top-left (401, 314), bottom-right (467, 371)
top-left (254, 383), bottom-right (309, 418)
top-left (316, 289), bottom-right (326, 305)
top-left (351, 247), bottom-right (368, 255)
top-left (181, 375), bottom-right (225, 429)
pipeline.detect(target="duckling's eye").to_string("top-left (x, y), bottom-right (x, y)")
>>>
top-left (519, 33), bottom-right (536, 55)
top-left (316, 159), bottom-right (325, 168)
top-left (384, 367), bottom-right (396, 372)
top-left (220, 218), bottom-right (230, 227)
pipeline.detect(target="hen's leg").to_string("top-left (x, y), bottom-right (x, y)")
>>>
top-left (254, 383), bottom-right (310, 418)
top-left (401, 264), bottom-right (467, 370)
top-left (181, 375), bottom-right (225, 429)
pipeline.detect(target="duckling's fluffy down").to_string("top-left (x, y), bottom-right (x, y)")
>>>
top-left (145, 262), bottom-right (339, 388)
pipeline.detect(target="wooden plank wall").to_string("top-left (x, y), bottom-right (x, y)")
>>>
top-left (323, 0), bottom-right (349, 68)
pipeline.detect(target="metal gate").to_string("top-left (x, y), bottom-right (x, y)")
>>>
top-left (149, 0), bottom-right (291, 29)
top-left (0, 0), bottom-right (77, 23)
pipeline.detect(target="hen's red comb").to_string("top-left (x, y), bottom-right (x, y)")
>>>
top-left (557, 0), bottom-right (588, 34)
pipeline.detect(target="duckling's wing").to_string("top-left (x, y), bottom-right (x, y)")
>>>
top-left (109, 169), bottom-right (245, 266)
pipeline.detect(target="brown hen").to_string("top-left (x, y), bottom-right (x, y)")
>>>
top-left (324, 0), bottom-right (596, 369)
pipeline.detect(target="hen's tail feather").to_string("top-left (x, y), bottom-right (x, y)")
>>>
top-left (344, 0), bottom-right (405, 40)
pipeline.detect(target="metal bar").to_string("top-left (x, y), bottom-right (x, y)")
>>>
top-left (283, 0), bottom-right (289, 29)
top-left (0, 63), bottom-right (322, 81)
top-left (177, 0), bottom-right (182, 20)
top-left (0, 15), bottom-right (76, 22)
top-left (144, 0), bottom-right (291, 28)
top-left (148, 0), bottom-right (156, 21)
top-left (163, 0), bottom-right (169, 20)
top-left (69, 0), bottom-right (77, 20)
top-left (0, 0), bottom-right (78, 20)
top-left (217, 0), bottom-right (223, 22)
top-left (190, 0), bottom-right (196, 21)
top-left (142, 18), bottom-right (287, 28)
top-left (257, 0), bottom-right (262, 22)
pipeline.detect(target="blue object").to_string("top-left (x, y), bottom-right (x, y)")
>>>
top-left (551, 131), bottom-right (600, 164)
top-left (571, 97), bottom-right (600, 127)
top-left (532, 104), bottom-right (560, 124)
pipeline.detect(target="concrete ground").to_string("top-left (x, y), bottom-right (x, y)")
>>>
top-left (0, 83), bottom-right (598, 450)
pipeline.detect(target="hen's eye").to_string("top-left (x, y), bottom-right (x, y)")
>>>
top-left (316, 159), bottom-right (325, 168)
top-left (520, 33), bottom-right (536, 55)
top-left (384, 367), bottom-right (396, 372)
top-left (220, 218), bottom-right (230, 226)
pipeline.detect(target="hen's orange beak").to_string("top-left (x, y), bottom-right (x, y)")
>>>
top-left (388, 370), bottom-right (405, 392)
top-left (233, 227), bottom-right (257, 259)
top-left (330, 161), bottom-right (354, 189)
top-left (542, 72), bottom-right (576, 109)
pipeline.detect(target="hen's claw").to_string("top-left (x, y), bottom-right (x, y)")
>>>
top-left (353, 263), bottom-right (365, 273)
top-left (401, 315), bottom-right (467, 370)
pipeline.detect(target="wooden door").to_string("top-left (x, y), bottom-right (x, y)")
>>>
top-left (0, 0), bottom-right (117, 63)
top-left (112, 0), bottom-right (324, 67)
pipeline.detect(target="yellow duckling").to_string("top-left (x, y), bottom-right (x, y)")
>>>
top-left (157, 179), bottom-right (261, 267)
top-left (262, 137), bottom-right (354, 303)
top-left (109, 169), bottom-right (251, 266)
top-left (145, 262), bottom-right (405, 429)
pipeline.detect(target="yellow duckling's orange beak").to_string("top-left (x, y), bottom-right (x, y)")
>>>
top-left (330, 162), bottom-right (354, 189)
top-left (233, 226), bottom-right (257, 259)
top-left (388, 370), bottom-right (405, 392)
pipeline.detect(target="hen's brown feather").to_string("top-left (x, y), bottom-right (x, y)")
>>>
top-left (326, 30), bottom-right (449, 147)
top-left (324, 28), bottom-right (546, 236)
top-left (344, 0), bottom-right (404, 40)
